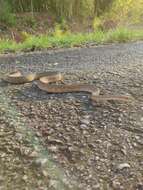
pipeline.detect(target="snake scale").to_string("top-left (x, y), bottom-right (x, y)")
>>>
top-left (2, 71), bottom-right (133, 102)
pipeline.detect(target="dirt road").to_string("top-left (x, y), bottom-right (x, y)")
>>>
top-left (0, 41), bottom-right (143, 190)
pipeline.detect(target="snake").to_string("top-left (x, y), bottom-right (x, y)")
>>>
top-left (2, 71), bottom-right (133, 102)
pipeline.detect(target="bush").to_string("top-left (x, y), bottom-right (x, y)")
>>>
top-left (106, 28), bottom-right (133, 42)
top-left (93, 17), bottom-right (102, 31)
top-left (0, 0), bottom-right (16, 26)
top-left (103, 0), bottom-right (143, 25)
top-left (24, 16), bottom-right (36, 28)
top-left (53, 22), bottom-right (70, 38)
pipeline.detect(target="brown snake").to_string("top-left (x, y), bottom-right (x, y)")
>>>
top-left (2, 71), bottom-right (133, 102)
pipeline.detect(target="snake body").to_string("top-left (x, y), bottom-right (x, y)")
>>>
top-left (2, 71), bottom-right (133, 102)
top-left (3, 71), bottom-right (60, 84)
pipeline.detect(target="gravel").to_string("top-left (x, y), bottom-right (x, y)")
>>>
top-left (0, 41), bottom-right (143, 189)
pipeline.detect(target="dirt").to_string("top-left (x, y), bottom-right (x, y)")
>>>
top-left (0, 41), bottom-right (143, 190)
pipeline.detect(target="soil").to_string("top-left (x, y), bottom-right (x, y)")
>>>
top-left (0, 41), bottom-right (143, 190)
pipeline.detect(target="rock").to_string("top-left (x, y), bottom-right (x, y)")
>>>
top-left (117, 163), bottom-right (130, 170)
top-left (93, 75), bottom-right (99, 80)
top-left (15, 133), bottom-right (23, 141)
top-left (0, 175), bottom-right (4, 182)
top-left (80, 119), bottom-right (90, 125)
top-left (48, 137), bottom-right (63, 145)
top-left (34, 158), bottom-right (48, 167)
top-left (136, 183), bottom-right (143, 190)
top-left (93, 183), bottom-right (100, 189)
top-left (48, 145), bottom-right (58, 152)
top-left (53, 62), bottom-right (59, 66)
top-left (22, 175), bottom-right (28, 182)
top-left (95, 156), bottom-right (100, 161)
top-left (29, 151), bottom-right (38, 158)
top-left (120, 148), bottom-right (127, 156)
top-left (36, 132), bottom-right (41, 137)
top-left (112, 180), bottom-right (121, 189)
top-left (42, 170), bottom-right (49, 177)
top-left (80, 124), bottom-right (88, 129)
top-left (49, 179), bottom-right (59, 189)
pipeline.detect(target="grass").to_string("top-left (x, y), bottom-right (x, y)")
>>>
top-left (0, 27), bottom-right (143, 53)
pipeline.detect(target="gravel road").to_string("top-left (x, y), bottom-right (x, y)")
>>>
top-left (0, 41), bottom-right (143, 190)
top-left (0, 41), bottom-right (143, 72)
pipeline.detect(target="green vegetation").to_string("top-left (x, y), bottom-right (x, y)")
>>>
top-left (0, 1), bottom-right (16, 26)
top-left (0, 28), bottom-right (143, 53)
top-left (1, 0), bottom-right (143, 26)
top-left (0, 0), bottom-right (143, 53)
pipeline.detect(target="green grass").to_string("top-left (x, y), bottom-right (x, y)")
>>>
top-left (0, 28), bottom-right (143, 53)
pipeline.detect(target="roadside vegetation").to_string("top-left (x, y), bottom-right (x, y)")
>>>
top-left (1, 28), bottom-right (143, 53)
top-left (0, 0), bottom-right (143, 53)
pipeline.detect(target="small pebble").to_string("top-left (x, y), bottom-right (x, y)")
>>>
top-left (22, 175), bottom-right (28, 182)
top-left (117, 163), bottom-right (130, 170)
top-left (34, 158), bottom-right (48, 167)
top-left (80, 119), bottom-right (90, 125)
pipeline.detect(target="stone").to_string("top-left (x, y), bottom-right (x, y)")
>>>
top-left (34, 158), bottom-right (48, 167)
top-left (117, 163), bottom-right (130, 170)
top-left (80, 119), bottom-right (90, 125)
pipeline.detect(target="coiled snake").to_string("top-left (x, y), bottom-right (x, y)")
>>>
top-left (2, 71), bottom-right (133, 103)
